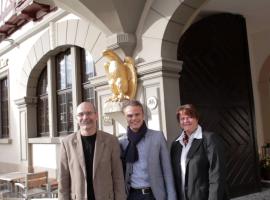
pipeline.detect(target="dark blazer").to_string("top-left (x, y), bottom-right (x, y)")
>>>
top-left (119, 129), bottom-right (177, 200)
top-left (59, 131), bottom-right (126, 200)
top-left (170, 131), bottom-right (229, 200)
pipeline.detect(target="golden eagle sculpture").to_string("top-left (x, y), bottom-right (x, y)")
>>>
top-left (103, 49), bottom-right (137, 102)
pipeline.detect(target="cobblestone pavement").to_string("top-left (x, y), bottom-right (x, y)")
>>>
top-left (232, 187), bottom-right (270, 200)
top-left (1, 188), bottom-right (270, 200)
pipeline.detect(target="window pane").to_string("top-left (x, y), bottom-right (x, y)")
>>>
top-left (57, 93), bottom-right (66, 133)
top-left (83, 86), bottom-right (95, 105)
top-left (56, 49), bottom-right (73, 135)
top-left (57, 91), bottom-right (73, 135)
top-left (0, 78), bottom-right (9, 138)
top-left (81, 48), bottom-right (96, 106)
top-left (56, 49), bottom-right (71, 90)
top-left (37, 68), bottom-right (49, 136)
top-left (66, 52), bottom-right (72, 88)
top-left (82, 49), bottom-right (95, 83)
top-left (37, 68), bottom-right (48, 96)
top-left (67, 92), bottom-right (73, 131)
top-left (56, 53), bottom-right (65, 90)
top-left (37, 98), bottom-right (49, 136)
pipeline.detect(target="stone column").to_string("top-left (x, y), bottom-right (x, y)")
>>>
top-left (137, 58), bottom-right (182, 146)
top-left (15, 97), bottom-right (37, 172)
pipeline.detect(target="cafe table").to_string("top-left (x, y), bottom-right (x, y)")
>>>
top-left (0, 171), bottom-right (29, 192)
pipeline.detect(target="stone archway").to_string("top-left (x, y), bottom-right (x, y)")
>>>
top-left (18, 19), bottom-right (107, 98)
top-left (132, 0), bottom-right (207, 143)
top-left (133, 0), bottom-right (207, 61)
top-left (258, 56), bottom-right (270, 144)
top-left (15, 19), bottom-right (107, 170)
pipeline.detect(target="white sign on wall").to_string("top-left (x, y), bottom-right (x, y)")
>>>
top-left (0, 58), bottom-right (8, 69)
top-left (147, 96), bottom-right (158, 110)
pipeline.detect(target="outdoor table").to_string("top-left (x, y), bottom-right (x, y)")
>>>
top-left (0, 172), bottom-right (29, 192)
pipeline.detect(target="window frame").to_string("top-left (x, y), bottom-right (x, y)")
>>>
top-left (35, 46), bottom-right (96, 138)
top-left (0, 72), bottom-right (9, 139)
top-left (36, 67), bottom-right (49, 137)
top-left (81, 48), bottom-right (96, 104)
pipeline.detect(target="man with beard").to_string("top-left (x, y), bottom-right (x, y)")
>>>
top-left (59, 102), bottom-right (126, 200)
top-left (119, 100), bottom-right (176, 200)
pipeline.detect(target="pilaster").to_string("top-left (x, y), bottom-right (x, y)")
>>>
top-left (15, 96), bottom-right (37, 172)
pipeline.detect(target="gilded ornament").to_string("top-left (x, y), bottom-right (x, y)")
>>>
top-left (102, 49), bottom-right (137, 102)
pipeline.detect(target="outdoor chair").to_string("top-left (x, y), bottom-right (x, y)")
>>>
top-left (47, 178), bottom-right (58, 198)
top-left (0, 180), bottom-right (10, 198)
top-left (14, 171), bottom-right (49, 199)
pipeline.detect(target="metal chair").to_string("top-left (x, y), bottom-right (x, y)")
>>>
top-left (14, 171), bottom-right (49, 199)
top-left (0, 180), bottom-right (10, 198)
top-left (48, 178), bottom-right (58, 198)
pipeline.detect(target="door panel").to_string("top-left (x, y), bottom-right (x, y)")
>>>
top-left (178, 13), bottom-right (260, 197)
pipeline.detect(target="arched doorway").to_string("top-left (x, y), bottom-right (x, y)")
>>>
top-left (178, 13), bottom-right (260, 197)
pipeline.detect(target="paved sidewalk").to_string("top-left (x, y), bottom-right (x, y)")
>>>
top-left (232, 187), bottom-right (270, 200)
top-left (1, 187), bottom-right (270, 200)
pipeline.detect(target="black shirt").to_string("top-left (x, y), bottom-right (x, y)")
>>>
top-left (81, 134), bottom-right (96, 200)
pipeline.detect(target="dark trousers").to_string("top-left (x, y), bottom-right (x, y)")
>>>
top-left (127, 188), bottom-right (155, 200)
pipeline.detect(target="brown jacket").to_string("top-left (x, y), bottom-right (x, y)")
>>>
top-left (59, 131), bottom-right (126, 200)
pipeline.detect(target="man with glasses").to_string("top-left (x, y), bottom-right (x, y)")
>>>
top-left (59, 102), bottom-right (126, 200)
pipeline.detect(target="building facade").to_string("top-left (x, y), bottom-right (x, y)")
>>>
top-left (0, 0), bottom-right (270, 197)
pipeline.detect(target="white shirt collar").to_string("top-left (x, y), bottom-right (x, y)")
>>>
top-left (176, 125), bottom-right (203, 142)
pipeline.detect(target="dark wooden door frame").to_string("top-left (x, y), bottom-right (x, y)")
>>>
top-left (177, 13), bottom-right (261, 198)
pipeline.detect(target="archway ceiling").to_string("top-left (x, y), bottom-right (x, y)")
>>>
top-left (52, 0), bottom-right (146, 35)
top-left (200, 0), bottom-right (270, 34)
top-left (34, 0), bottom-right (269, 36)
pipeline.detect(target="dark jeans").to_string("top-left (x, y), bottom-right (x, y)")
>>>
top-left (127, 188), bottom-right (155, 200)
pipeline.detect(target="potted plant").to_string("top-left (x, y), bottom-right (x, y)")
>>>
top-left (261, 143), bottom-right (270, 180)
top-left (261, 157), bottom-right (270, 180)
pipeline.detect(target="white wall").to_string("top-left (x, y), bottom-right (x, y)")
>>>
top-left (248, 27), bottom-right (270, 151)
top-left (0, 12), bottom-right (78, 166)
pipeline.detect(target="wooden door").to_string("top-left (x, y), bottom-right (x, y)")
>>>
top-left (178, 13), bottom-right (260, 197)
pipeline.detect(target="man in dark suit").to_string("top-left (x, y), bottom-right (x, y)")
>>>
top-left (171, 104), bottom-right (229, 200)
top-left (119, 100), bottom-right (176, 200)
top-left (59, 102), bottom-right (126, 200)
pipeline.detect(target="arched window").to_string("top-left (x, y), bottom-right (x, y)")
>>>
top-left (36, 46), bottom-right (96, 137)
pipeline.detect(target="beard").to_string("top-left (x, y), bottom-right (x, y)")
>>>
top-left (80, 120), bottom-right (92, 125)
top-left (79, 119), bottom-right (95, 129)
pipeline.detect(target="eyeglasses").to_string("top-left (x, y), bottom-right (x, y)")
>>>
top-left (76, 111), bottom-right (95, 117)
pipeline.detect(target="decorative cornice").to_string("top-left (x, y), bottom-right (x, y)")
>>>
top-left (137, 58), bottom-right (182, 77)
top-left (89, 58), bottom-right (182, 87)
top-left (28, 137), bottom-right (60, 144)
top-left (88, 75), bottom-right (108, 87)
top-left (14, 97), bottom-right (38, 108)
top-left (0, 138), bottom-right (12, 144)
